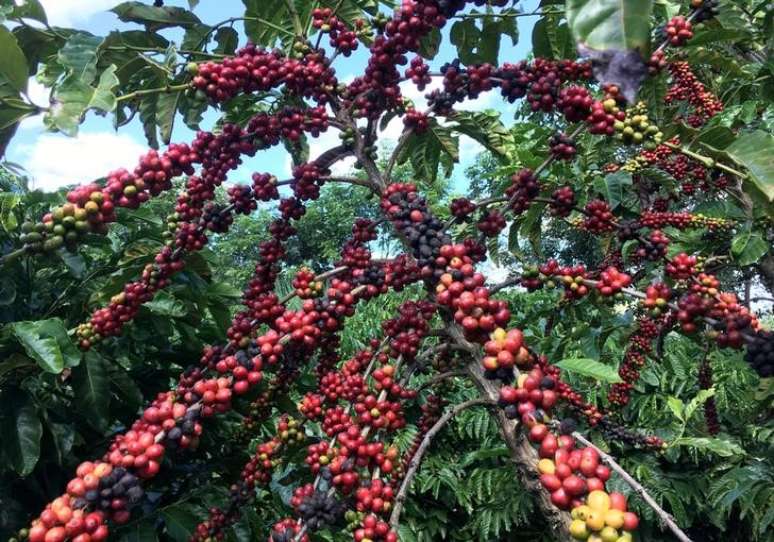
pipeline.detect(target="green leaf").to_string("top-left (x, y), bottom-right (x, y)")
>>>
top-left (57, 33), bottom-right (102, 83)
top-left (0, 26), bottom-right (29, 93)
top-left (242, 0), bottom-right (291, 47)
top-left (89, 65), bottom-right (120, 112)
top-left (48, 422), bottom-right (75, 465)
top-left (0, 276), bottom-right (16, 306)
top-left (555, 357), bottom-right (623, 383)
top-left (0, 97), bottom-right (38, 131)
top-left (0, 191), bottom-right (20, 231)
top-left (118, 520), bottom-right (158, 542)
top-left (725, 130), bottom-right (774, 201)
top-left (531, 18), bottom-right (553, 58)
top-left (11, 0), bottom-right (48, 24)
top-left (418, 27), bottom-right (441, 59)
top-left (450, 18), bottom-right (481, 65)
top-left (156, 88), bottom-right (180, 145)
top-left (49, 65), bottom-right (119, 135)
top-left (72, 350), bottom-right (110, 431)
top-left (11, 319), bottom-right (81, 373)
top-left (0, 391), bottom-right (42, 476)
top-left (566, 0), bottom-right (654, 52)
top-left (448, 110), bottom-right (514, 159)
top-left (730, 231), bottom-right (769, 266)
top-left (109, 368), bottom-right (143, 411)
top-left (145, 292), bottom-right (187, 317)
top-left (399, 119), bottom-right (458, 184)
top-left (213, 27), bottom-right (239, 55)
top-left (57, 250), bottom-right (86, 278)
top-left (672, 437), bottom-right (745, 458)
top-left (603, 171), bottom-right (632, 210)
top-left (162, 506), bottom-right (198, 541)
top-left (667, 396), bottom-right (685, 421)
top-left (111, 2), bottom-right (201, 29)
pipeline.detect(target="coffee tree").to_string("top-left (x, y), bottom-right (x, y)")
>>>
top-left (0, 1), bottom-right (772, 542)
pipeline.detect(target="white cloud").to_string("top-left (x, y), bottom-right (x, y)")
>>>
top-left (17, 131), bottom-right (146, 192)
top-left (32, 0), bottom-right (118, 27)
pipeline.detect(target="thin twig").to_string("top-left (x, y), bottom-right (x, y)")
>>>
top-left (389, 398), bottom-right (495, 529)
top-left (570, 431), bottom-right (694, 542)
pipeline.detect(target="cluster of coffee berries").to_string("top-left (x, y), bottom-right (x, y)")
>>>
top-left (506, 168), bottom-right (540, 215)
top-left (568, 490), bottom-right (639, 541)
top-left (449, 197), bottom-right (476, 219)
top-left (586, 99), bottom-right (624, 136)
top-left (608, 318), bottom-right (661, 406)
top-left (191, 45), bottom-right (336, 104)
top-left (596, 266), bottom-right (632, 297)
top-left (642, 283), bottom-right (671, 318)
top-left (664, 16), bottom-right (693, 46)
top-left (380, 183), bottom-right (451, 274)
top-left (405, 56), bottom-right (431, 90)
top-left (666, 62), bottom-right (724, 126)
top-left (312, 8), bottom-right (361, 56)
top-left (476, 210), bottom-right (506, 237)
top-left (691, 0), bottom-right (720, 22)
top-left (583, 200), bottom-right (616, 233)
top-left (549, 132), bottom-right (578, 160)
top-left (635, 229), bottom-right (670, 261)
top-left (614, 103), bottom-right (663, 148)
top-left (482, 327), bottom-right (529, 372)
top-left (557, 85), bottom-right (594, 122)
top-left (666, 252), bottom-right (697, 280)
top-left (498, 366), bottom-right (558, 423)
top-left (549, 186), bottom-right (576, 217)
top-left (744, 330), bottom-right (773, 378)
top-left (434, 244), bottom-right (511, 343)
top-left (269, 518), bottom-right (309, 542)
top-left (294, 486), bottom-right (346, 531)
top-left (293, 268), bottom-right (324, 299)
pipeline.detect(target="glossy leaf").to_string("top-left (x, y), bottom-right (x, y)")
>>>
top-left (11, 318), bottom-right (82, 373)
top-left (0, 26), bottom-right (29, 93)
top-left (111, 2), bottom-right (201, 29)
top-left (72, 350), bottom-right (110, 431)
top-left (0, 392), bottom-right (42, 476)
top-left (566, 0), bottom-right (653, 52)
top-left (603, 171), bottom-right (632, 210)
top-left (726, 130), bottom-right (774, 201)
top-left (730, 232), bottom-right (769, 266)
top-left (555, 357), bottom-right (623, 383)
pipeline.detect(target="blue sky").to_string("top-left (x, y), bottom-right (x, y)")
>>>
top-left (7, 0), bottom-right (540, 193)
